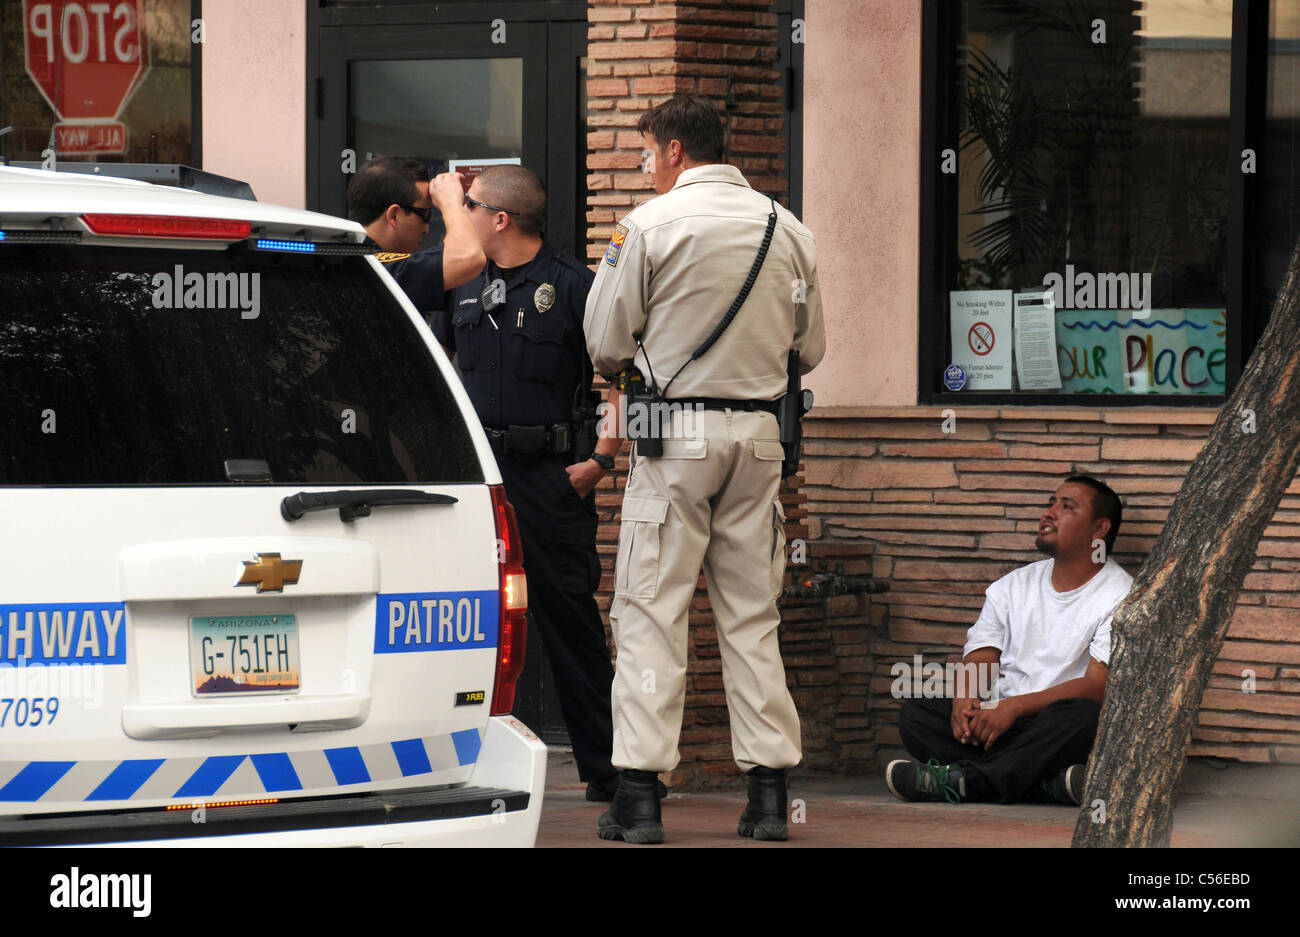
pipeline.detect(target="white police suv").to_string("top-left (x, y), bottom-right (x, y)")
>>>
top-left (0, 165), bottom-right (545, 846)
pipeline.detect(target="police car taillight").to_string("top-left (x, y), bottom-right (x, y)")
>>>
top-left (81, 214), bottom-right (253, 240)
top-left (490, 485), bottom-right (527, 715)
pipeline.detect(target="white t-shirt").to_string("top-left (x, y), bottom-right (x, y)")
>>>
top-left (963, 558), bottom-right (1134, 700)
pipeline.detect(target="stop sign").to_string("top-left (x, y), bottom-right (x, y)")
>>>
top-left (23, 0), bottom-right (150, 122)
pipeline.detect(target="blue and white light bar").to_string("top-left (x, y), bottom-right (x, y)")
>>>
top-left (250, 238), bottom-right (371, 256)
top-left (256, 238), bottom-right (317, 253)
top-left (0, 229), bottom-right (82, 244)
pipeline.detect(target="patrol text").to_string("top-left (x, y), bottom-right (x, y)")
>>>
top-left (374, 591), bottom-right (499, 653)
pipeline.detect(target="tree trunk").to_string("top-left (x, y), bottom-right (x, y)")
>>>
top-left (1073, 237), bottom-right (1300, 847)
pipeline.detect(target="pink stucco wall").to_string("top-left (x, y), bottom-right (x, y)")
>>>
top-left (803, 0), bottom-right (921, 407)
top-left (200, 0), bottom-right (307, 209)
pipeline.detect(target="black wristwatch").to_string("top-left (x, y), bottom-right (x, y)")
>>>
top-left (590, 453), bottom-right (615, 471)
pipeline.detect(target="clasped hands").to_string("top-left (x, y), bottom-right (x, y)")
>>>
top-left (950, 696), bottom-right (1021, 750)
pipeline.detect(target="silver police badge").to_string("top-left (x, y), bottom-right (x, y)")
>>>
top-left (534, 283), bottom-right (556, 314)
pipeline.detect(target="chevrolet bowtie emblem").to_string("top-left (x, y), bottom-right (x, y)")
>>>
top-left (236, 553), bottom-right (303, 593)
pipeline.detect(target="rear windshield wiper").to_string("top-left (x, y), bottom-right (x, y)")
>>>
top-left (281, 489), bottom-right (458, 522)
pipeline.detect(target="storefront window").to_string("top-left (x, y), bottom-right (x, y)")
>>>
top-left (1257, 1), bottom-right (1300, 333)
top-left (0, 0), bottom-right (193, 163)
top-left (935, 0), bottom-right (1233, 399)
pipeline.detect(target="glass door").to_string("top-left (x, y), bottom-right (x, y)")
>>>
top-left (311, 21), bottom-right (591, 257)
top-left (310, 16), bottom-right (587, 740)
top-left (314, 22), bottom-right (545, 215)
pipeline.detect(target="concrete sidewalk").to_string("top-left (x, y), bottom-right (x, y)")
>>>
top-left (536, 750), bottom-right (1300, 848)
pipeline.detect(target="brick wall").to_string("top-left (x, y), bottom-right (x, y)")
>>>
top-left (801, 406), bottom-right (1300, 770)
top-left (585, 0), bottom-right (787, 264)
top-left (586, 1), bottom-right (812, 788)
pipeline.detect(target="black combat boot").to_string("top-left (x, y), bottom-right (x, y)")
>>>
top-left (737, 766), bottom-right (789, 841)
top-left (587, 771), bottom-right (670, 803)
top-left (596, 769), bottom-right (664, 844)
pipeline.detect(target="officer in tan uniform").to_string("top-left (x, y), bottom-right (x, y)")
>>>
top-left (584, 95), bottom-right (825, 844)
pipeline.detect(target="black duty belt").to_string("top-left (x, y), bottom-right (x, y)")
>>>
top-left (483, 424), bottom-right (573, 458)
top-left (669, 397), bottom-right (780, 415)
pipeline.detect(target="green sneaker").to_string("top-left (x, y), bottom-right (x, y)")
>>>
top-left (886, 758), bottom-right (966, 804)
top-left (1039, 764), bottom-right (1085, 805)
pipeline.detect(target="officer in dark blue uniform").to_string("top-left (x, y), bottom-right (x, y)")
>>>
top-left (428, 165), bottom-right (623, 799)
top-left (346, 155), bottom-right (486, 301)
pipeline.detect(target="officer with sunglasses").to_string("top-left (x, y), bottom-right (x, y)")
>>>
top-left (427, 165), bottom-right (631, 804)
top-left (346, 155), bottom-right (487, 301)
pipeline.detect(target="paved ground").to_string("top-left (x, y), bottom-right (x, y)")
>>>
top-left (536, 750), bottom-right (1300, 848)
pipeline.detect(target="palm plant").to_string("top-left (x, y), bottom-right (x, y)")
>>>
top-left (959, 47), bottom-right (1056, 286)
top-left (957, 0), bottom-right (1144, 288)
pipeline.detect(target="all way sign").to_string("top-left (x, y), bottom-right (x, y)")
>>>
top-left (55, 121), bottom-right (127, 154)
top-left (23, 1), bottom-right (150, 155)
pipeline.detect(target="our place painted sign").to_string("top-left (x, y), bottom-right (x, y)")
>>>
top-left (1056, 309), bottom-right (1226, 396)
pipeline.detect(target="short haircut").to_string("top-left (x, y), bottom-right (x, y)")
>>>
top-left (636, 95), bottom-right (725, 163)
top-left (1067, 475), bottom-right (1123, 554)
top-left (476, 164), bottom-right (546, 238)
top-left (346, 156), bottom-right (428, 226)
top-left (366, 155), bottom-right (430, 183)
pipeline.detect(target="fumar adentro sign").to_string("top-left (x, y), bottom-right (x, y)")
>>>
top-left (23, 0), bottom-right (150, 155)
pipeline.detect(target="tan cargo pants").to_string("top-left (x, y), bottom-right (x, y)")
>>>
top-left (609, 407), bottom-right (801, 773)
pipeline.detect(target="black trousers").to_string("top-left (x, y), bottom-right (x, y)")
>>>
top-left (897, 696), bottom-right (1101, 803)
top-left (500, 455), bottom-right (616, 782)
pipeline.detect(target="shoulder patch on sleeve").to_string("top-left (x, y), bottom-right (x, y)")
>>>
top-left (604, 224), bottom-right (629, 267)
top-left (375, 252), bottom-right (411, 264)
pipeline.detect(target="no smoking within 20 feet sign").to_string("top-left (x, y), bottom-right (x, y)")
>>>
top-left (950, 290), bottom-right (1013, 390)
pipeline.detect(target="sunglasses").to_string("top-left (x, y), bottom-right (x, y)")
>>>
top-left (465, 194), bottom-right (520, 216)
top-left (400, 204), bottom-right (433, 223)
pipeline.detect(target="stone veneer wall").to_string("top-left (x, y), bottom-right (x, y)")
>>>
top-left (795, 406), bottom-right (1300, 770)
top-left (585, 0), bottom-right (787, 265)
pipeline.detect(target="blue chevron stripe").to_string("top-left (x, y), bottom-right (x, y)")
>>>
top-left (452, 728), bottom-right (482, 766)
top-left (0, 727), bottom-right (482, 804)
top-left (175, 755), bottom-right (246, 798)
top-left (0, 761), bottom-right (76, 801)
top-left (250, 753), bottom-right (303, 792)
top-left (391, 738), bottom-right (433, 777)
top-left (85, 759), bottom-right (165, 801)
top-left (323, 746), bottom-right (370, 786)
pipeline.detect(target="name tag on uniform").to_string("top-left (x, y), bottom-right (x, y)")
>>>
top-left (604, 224), bottom-right (628, 267)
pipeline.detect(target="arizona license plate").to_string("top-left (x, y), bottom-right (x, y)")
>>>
top-left (190, 614), bottom-right (300, 695)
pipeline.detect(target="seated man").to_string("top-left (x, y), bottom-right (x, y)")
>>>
top-left (887, 475), bottom-right (1132, 805)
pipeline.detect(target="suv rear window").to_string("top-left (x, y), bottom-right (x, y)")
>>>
top-left (0, 244), bottom-right (482, 485)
